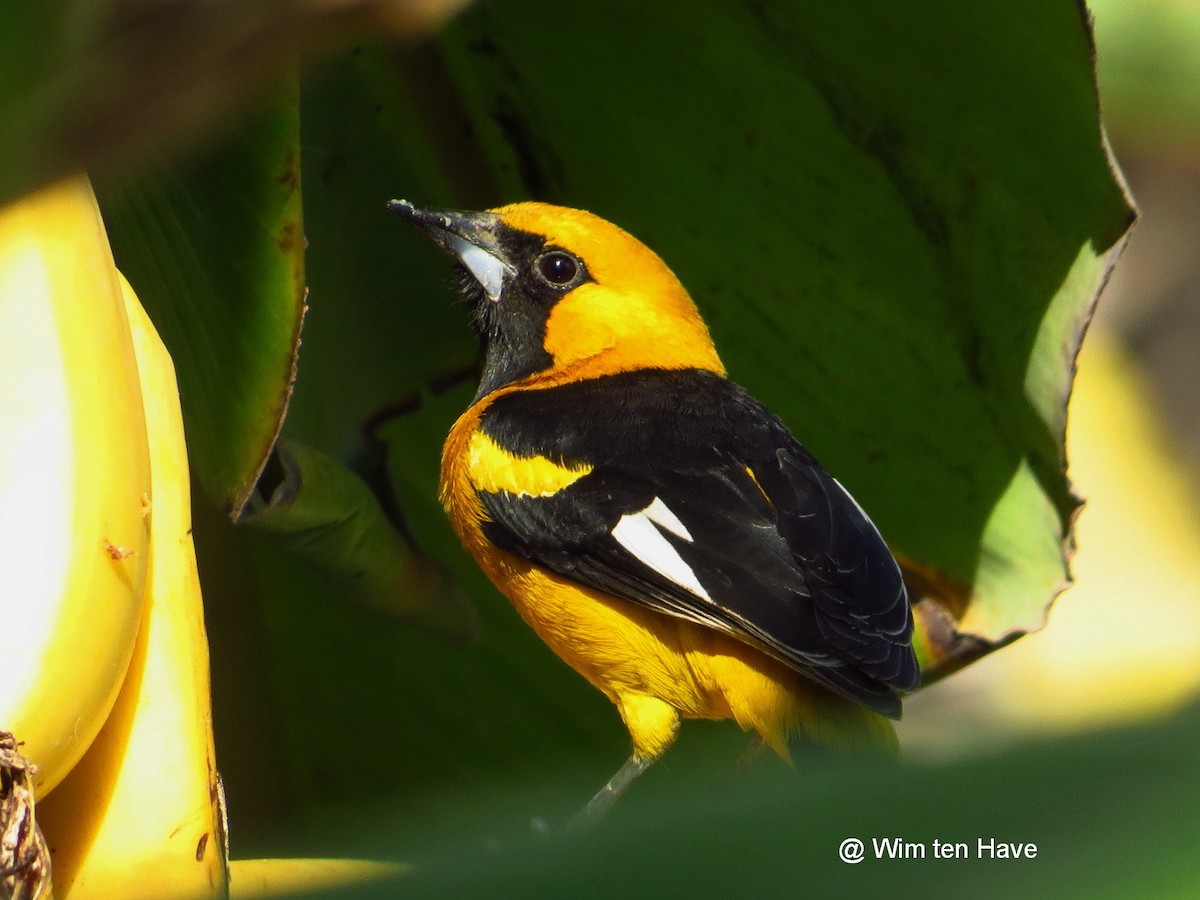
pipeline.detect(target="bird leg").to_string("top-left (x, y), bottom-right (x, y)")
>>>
top-left (568, 753), bottom-right (656, 829)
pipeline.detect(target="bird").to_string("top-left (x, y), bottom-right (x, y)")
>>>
top-left (388, 199), bottom-right (920, 821)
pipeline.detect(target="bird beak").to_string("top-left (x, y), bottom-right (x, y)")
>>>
top-left (387, 200), bottom-right (514, 303)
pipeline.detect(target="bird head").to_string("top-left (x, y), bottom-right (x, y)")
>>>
top-left (389, 200), bottom-right (725, 398)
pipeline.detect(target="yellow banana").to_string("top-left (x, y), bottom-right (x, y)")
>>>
top-left (0, 176), bottom-right (152, 798)
top-left (39, 272), bottom-right (229, 899)
top-left (229, 858), bottom-right (409, 899)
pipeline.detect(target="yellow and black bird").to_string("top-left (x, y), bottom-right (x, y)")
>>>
top-left (389, 200), bottom-right (919, 819)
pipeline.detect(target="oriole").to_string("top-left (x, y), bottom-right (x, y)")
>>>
top-left (389, 199), bottom-right (919, 819)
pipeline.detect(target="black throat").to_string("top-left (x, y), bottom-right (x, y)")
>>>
top-left (462, 225), bottom-right (567, 400)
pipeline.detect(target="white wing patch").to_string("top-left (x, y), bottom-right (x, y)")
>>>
top-left (611, 498), bottom-right (713, 602)
top-left (641, 496), bottom-right (692, 541)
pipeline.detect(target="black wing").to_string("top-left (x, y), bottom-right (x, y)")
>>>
top-left (476, 369), bottom-right (919, 717)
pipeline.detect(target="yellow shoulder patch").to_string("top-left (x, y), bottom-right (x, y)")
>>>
top-left (467, 430), bottom-right (592, 497)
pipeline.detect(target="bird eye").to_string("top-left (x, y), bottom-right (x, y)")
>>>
top-left (535, 251), bottom-right (579, 286)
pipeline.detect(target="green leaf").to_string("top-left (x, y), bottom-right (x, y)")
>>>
top-left (242, 439), bottom-right (478, 644)
top-left (281, 48), bottom-right (479, 453)
top-left (98, 78), bottom-right (305, 516)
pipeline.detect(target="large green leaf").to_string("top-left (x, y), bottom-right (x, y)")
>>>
top-left (98, 80), bottom-right (306, 516)
top-left (284, 48), bottom-right (478, 451)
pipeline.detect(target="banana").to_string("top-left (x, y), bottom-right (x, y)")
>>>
top-left (38, 271), bottom-right (229, 898)
top-left (0, 175), bottom-right (152, 798)
top-left (229, 858), bottom-right (409, 899)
